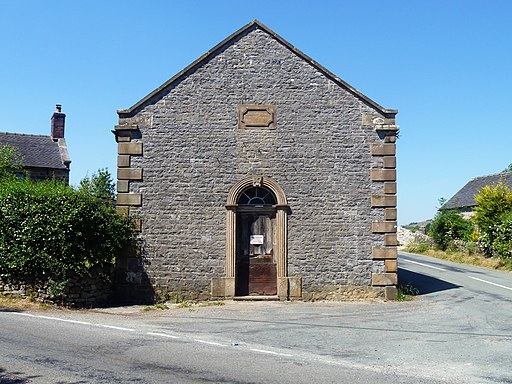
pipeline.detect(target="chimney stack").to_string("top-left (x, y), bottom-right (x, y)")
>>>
top-left (51, 104), bottom-right (66, 140)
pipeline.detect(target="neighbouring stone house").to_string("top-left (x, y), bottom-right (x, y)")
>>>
top-left (113, 20), bottom-right (399, 303)
top-left (443, 172), bottom-right (512, 218)
top-left (0, 105), bottom-right (71, 182)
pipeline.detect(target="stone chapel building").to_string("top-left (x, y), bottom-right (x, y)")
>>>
top-left (113, 20), bottom-right (399, 303)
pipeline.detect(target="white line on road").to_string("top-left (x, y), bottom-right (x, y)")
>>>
top-left (12, 312), bottom-right (136, 332)
top-left (147, 332), bottom-right (181, 339)
top-left (249, 348), bottom-right (294, 357)
top-left (11, 313), bottom-right (93, 325)
top-left (11, 313), bottom-right (38, 318)
top-left (400, 258), bottom-right (446, 271)
top-left (468, 276), bottom-right (512, 291)
top-left (38, 316), bottom-right (93, 325)
top-left (195, 339), bottom-right (226, 347)
top-left (96, 324), bottom-right (136, 332)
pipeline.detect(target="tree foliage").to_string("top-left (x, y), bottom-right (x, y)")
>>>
top-left (489, 211), bottom-right (512, 259)
top-left (0, 174), bottom-right (133, 284)
top-left (78, 168), bottom-right (116, 201)
top-left (428, 200), bottom-right (474, 250)
top-left (0, 143), bottom-right (23, 180)
top-left (473, 182), bottom-right (512, 238)
top-left (473, 182), bottom-right (512, 258)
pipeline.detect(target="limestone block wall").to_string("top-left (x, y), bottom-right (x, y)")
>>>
top-left (113, 25), bottom-right (398, 303)
top-left (0, 265), bottom-right (114, 308)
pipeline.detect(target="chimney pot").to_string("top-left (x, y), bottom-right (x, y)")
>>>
top-left (51, 104), bottom-right (66, 140)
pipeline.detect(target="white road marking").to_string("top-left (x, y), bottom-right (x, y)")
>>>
top-left (96, 324), bottom-right (136, 332)
top-left (147, 332), bottom-right (180, 339)
top-left (12, 313), bottom-right (135, 332)
top-left (36, 315), bottom-right (93, 325)
top-left (323, 360), bottom-right (345, 366)
top-left (468, 276), bottom-right (512, 291)
top-left (400, 258), bottom-right (446, 271)
top-left (195, 339), bottom-right (226, 347)
top-left (11, 313), bottom-right (92, 325)
top-left (249, 348), bottom-right (294, 357)
top-left (11, 312), bottom-right (37, 318)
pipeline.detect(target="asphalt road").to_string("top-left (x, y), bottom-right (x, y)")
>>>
top-left (1, 252), bottom-right (511, 384)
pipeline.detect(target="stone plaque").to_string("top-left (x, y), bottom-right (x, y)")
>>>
top-left (238, 104), bottom-right (276, 129)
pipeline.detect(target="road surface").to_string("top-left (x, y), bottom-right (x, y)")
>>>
top-left (0, 252), bottom-right (511, 383)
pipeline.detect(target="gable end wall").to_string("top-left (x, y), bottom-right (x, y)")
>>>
top-left (114, 27), bottom-right (398, 303)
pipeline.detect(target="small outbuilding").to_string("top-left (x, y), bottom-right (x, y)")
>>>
top-left (113, 21), bottom-right (399, 303)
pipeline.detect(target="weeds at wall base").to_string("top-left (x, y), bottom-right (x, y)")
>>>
top-left (141, 303), bottom-right (169, 311)
top-left (396, 283), bottom-right (419, 302)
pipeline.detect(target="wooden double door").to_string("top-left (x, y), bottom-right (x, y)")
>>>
top-left (235, 208), bottom-right (277, 296)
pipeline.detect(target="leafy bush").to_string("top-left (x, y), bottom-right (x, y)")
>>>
top-left (0, 177), bottom-right (133, 284)
top-left (0, 143), bottom-right (23, 180)
top-left (428, 206), bottom-right (473, 251)
top-left (473, 182), bottom-right (512, 257)
top-left (473, 182), bottom-right (512, 240)
top-left (485, 211), bottom-right (512, 259)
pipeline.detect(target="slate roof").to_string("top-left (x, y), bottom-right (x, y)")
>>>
top-left (443, 172), bottom-right (512, 210)
top-left (0, 131), bottom-right (69, 170)
top-left (118, 20), bottom-right (398, 119)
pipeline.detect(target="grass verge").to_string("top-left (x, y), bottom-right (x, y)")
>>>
top-left (0, 295), bottom-right (50, 311)
top-left (403, 243), bottom-right (512, 271)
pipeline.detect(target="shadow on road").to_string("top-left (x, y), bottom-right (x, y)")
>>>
top-left (398, 268), bottom-right (461, 295)
top-left (0, 368), bottom-right (31, 384)
top-left (0, 368), bottom-right (86, 384)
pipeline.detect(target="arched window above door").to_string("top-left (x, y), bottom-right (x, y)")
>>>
top-left (226, 176), bottom-right (287, 206)
top-left (237, 186), bottom-right (276, 206)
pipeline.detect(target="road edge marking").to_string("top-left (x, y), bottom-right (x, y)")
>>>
top-left (468, 276), bottom-right (512, 291)
top-left (195, 339), bottom-right (226, 347)
top-left (147, 332), bottom-right (181, 339)
top-left (249, 348), bottom-right (294, 357)
top-left (400, 258), bottom-right (446, 271)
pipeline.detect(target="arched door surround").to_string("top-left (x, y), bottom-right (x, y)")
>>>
top-left (225, 176), bottom-right (289, 298)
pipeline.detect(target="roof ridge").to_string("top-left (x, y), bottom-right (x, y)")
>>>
top-left (470, 171), bottom-right (512, 180)
top-left (118, 20), bottom-right (397, 118)
top-left (0, 131), bottom-right (51, 138)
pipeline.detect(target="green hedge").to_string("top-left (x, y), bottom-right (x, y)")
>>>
top-left (428, 207), bottom-right (473, 251)
top-left (0, 177), bottom-right (133, 284)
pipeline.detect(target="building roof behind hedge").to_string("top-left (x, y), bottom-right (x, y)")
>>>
top-left (443, 172), bottom-right (512, 210)
top-left (0, 132), bottom-right (68, 170)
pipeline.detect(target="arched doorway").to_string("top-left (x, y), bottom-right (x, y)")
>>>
top-left (236, 186), bottom-right (277, 296)
top-left (225, 176), bottom-right (289, 298)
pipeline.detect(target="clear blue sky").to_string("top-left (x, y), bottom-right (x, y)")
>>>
top-left (1, 0), bottom-right (511, 224)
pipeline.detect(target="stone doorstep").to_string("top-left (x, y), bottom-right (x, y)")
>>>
top-left (233, 295), bottom-right (280, 301)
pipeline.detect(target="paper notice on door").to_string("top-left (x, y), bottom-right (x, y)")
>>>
top-left (250, 235), bottom-right (264, 245)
